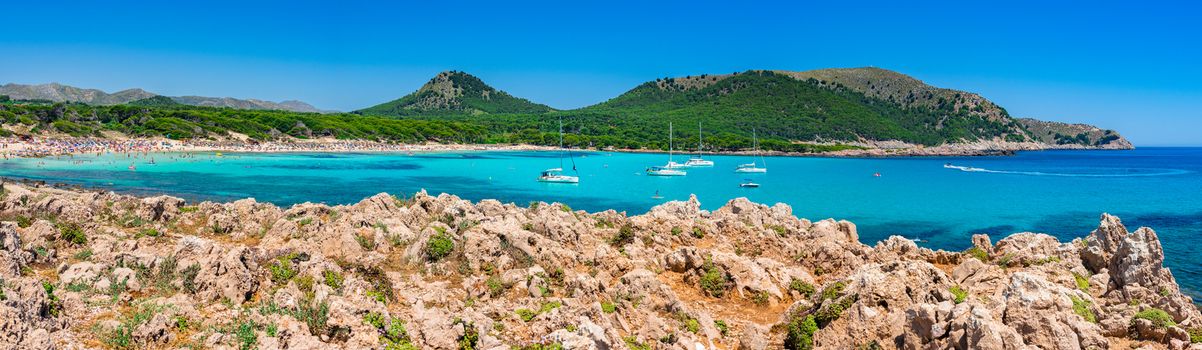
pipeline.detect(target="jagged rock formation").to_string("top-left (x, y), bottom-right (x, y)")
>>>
top-left (0, 184), bottom-right (1197, 349)
top-left (1018, 118), bottom-right (1134, 149)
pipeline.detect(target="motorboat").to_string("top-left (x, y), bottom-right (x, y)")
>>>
top-left (646, 166), bottom-right (686, 176)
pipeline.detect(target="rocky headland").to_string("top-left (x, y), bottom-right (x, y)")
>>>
top-left (0, 183), bottom-right (1197, 349)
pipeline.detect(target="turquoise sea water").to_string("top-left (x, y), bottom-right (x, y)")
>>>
top-left (2, 148), bottom-right (1200, 297)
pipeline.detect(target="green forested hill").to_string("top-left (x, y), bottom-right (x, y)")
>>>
top-left (356, 71), bottom-right (555, 116)
top-left (575, 70), bottom-right (1029, 146)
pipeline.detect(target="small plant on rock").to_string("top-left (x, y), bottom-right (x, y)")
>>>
top-left (789, 279), bottom-right (815, 298)
top-left (784, 314), bottom-right (818, 350)
top-left (1073, 272), bottom-right (1090, 291)
top-left (714, 320), bottom-right (729, 336)
top-left (699, 259), bottom-right (731, 298)
top-left (1070, 295), bottom-right (1097, 323)
top-left (425, 233), bottom-right (454, 261)
top-left (269, 254), bottom-right (299, 284)
top-left (1133, 307), bottom-right (1176, 329)
top-left (323, 269), bottom-right (343, 290)
top-left (610, 224), bottom-right (635, 246)
top-left (950, 285), bottom-right (967, 304)
top-left (600, 301), bottom-right (616, 313)
top-left (58, 222), bottom-right (87, 245)
top-left (964, 247), bottom-right (988, 262)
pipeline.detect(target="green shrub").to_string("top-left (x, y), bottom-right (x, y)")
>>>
top-left (1073, 273), bottom-right (1090, 291)
top-left (790, 279), bottom-right (815, 298)
top-left (623, 336), bottom-right (650, 350)
top-left (752, 291), bottom-right (771, 306)
top-left (1070, 295), bottom-right (1096, 323)
top-left (814, 294), bottom-right (856, 328)
top-left (454, 318), bottom-right (478, 350)
top-left (671, 226), bottom-right (682, 235)
top-left (559, 204), bottom-right (571, 213)
top-left (1188, 327), bottom-right (1202, 343)
top-left (58, 223), bottom-right (87, 245)
top-left (684, 318), bottom-right (700, 333)
top-left (269, 254), bottom-right (299, 284)
top-left (610, 224), bottom-right (635, 246)
top-left (692, 227), bottom-right (705, 239)
top-left (964, 247), bottom-right (988, 261)
top-left (714, 320), bottom-right (729, 336)
top-left (950, 285), bottom-right (967, 304)
top-left (356, 234), bottom-right (377, 251)
top-left (180, 263), bottom-right (200, 294)
top-left (486, 276), bottom-right (505, 297)
top-left (516, 308), bottom-right (537, 322)
top-left (425, 233), bottom-right (454, 261)
top-left (1133, 308), bottom-right (1176, 329)
top-left (820, 281), bottom-right (846, 302)
top-left (235, 319), bottom-right (257, 350)
top-left (73, 249), bottom-right (94, 261)
top-left (784, 314), bottom-right (818, 350)
top-left (138, 228), bottom-right (161, 238)
top-left (323, 270), bottom-right (343, 290)
top-left (601, 301), bottom-right (616, 313)
top-left (42, 281), bottom-right (61, 317)
top-left (699, 259), bottom-right (730, 298)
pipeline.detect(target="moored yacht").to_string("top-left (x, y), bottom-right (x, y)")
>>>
top-left (734, 128), bottom-right (767, 173)
top-left (537, 117), bottom-right (580, 183)
top-left (646, 166), bottom-right (687, 176)
top-left (683, 121), bottom-right (714, 167)
top-left (649, 121), bottom-right (688, 175)
top-left (537, 168), bottom-right (579, 183)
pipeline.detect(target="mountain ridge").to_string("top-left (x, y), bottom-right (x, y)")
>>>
top-left (0, 82), bottom-right (328, 113)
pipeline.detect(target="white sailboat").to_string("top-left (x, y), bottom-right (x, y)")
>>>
top-left (683, 121), bottom-right (714, 167)
top-left (647, 121), bottom-right (687, 176)
top-left (538, 118), bottom-right (580, 183)
top-left (734, 128), bottom-right (767, 173)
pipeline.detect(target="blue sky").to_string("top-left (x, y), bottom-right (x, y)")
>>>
top-left (2, 1), bottom-right (1199, 145)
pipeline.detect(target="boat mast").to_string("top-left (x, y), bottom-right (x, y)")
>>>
top-left (558, 117), bottom-right (564, 169)
top-left (669, 122), bottom-right (674, 163)
top-left (697, 121), bottom-right (703, 156)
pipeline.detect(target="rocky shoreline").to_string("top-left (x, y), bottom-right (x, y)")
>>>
top-left (0, 184), bottom-right (1197, 349)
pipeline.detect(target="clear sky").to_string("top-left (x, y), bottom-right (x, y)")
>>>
top-left (2, 0), bottom-right (1199, 145)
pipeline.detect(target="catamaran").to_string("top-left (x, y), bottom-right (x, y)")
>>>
top-left (647, 121), bottom-right (687, 176)
top-left (734, 128), bottom-right (767, 173)
top-left (683, 121), bottom-right (714, 167)
top-left (537, 118), bottom-right (580, 183)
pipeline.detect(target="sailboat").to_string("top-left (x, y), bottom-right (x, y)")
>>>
top-left (683, 121), bottom-right (714, 167)
top-left (537, 117), bottom-right (580, 183)
top-left (734, 128), bottom-right (767, 173)
top-left (647, 121), bottom-right (687, 176)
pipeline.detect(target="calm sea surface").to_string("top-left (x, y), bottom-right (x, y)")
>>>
top-left (2, 148), bottom-right (1200, 297)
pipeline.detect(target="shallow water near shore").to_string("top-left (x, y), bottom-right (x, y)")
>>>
top-left (2, 147), bottom-right (1200, 297)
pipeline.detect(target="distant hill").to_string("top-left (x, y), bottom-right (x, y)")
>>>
top-left (0, 83), bottom-right (155, 105)
top-left (0, 83), bottom-right (327, 113)
top-left (356, 71), bottom-right (555, 116)
top-left (1017, 118), bottom-right (1133, 149)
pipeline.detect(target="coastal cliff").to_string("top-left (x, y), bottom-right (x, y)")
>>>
top-left (0, 184), bottom-right (1197, 349)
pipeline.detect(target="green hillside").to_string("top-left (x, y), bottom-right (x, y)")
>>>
top-left (357, 71), bottom-right (554, 116)
top-left (576, 70), bottom-right (1029, 146)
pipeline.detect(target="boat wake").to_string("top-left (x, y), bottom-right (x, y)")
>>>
top-left (942, 164), bottom-right (1189, 177)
